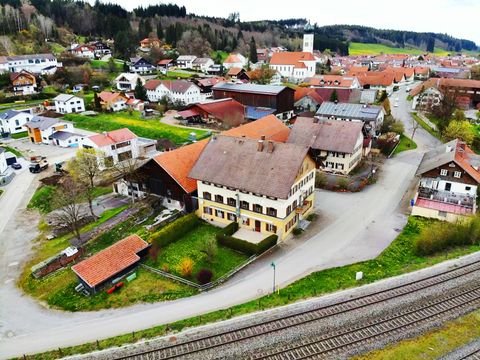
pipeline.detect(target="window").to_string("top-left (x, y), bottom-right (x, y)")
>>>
top-left (266, 207), bottom-right (277, 217)
top-left (215, 209), bottom-right (224, 218)
top-left (227, 197), bottom-right (236, 206)
top-left (118, 151), bottom-right (132, 162)
top-left (287, 205), bottom-right (291, 215)
top-left (203, 207), bottom-right (212, 215)
top-left (203, 192), bottom-right (211, 200)
top-left (440, 169), bottom-right (448, 176)
top-left (292, 200), bottom-right (297, 209)
top-left (454, 171), bottom-right (462, 178)
top-left (215, 195), bottom-right (224, 203)
top-left (227, 213), bottom-right (237, 222)
top-left (242, 217), bottom-right (250, 226)
top-left (266, 223), bottom-right (277, 233)
top-left (466, 186), bottom-right (471, 191)
top-left (240, 201), bottom-right (249, 210)
top-left (253, 204), bottom-right (263, 214)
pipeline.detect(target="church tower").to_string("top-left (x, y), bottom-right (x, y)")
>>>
top-left (303, 33), bottom-right (314, 54)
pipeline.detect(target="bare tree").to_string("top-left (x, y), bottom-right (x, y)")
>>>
top-left (51, 177), bottom-right (86, 242)
top-left (411, 116), bottom-right (420, 140)
top-left (67, 148), bottom-right (103, 218)
top-left (112, 157), bottom-right (147, 203)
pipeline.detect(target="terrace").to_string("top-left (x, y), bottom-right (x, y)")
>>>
top-left (417, 187), bottom-right (476, 209)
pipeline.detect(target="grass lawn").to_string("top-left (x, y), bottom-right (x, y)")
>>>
top-left (11, 131), bottom-right (28, 139)
top-left (393, 134), bottom-right (417, 155)
top-left (65, 111), bottom-right (209, 144)
top-left (146, 222), bottom-right (249, 282)
top-left (412, 112), bottom-right (442, 139)
top-left (349, 42), bottom-right (456, 56)
top-left (0, 99), bottom-right (45, 111)
top-left (354, 309), bottom-right (480, 360)
top-left (164, 70), bottom-right (195, 79)
top-left (211, 50), bottom-right (229, 63)
top-left (90, 59), bottom-right (124, 72)
top-left (27, 216), bottom-right (480, 359)
top-left (1, 145), bottom-right (23, 157)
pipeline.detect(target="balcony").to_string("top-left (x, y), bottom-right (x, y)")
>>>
top-left (296, 200), bottom-right (313, 215)
top-left (417, 187), bottom-right (475, 209)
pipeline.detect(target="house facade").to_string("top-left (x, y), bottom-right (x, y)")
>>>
top-left (70, 44), bottom-right (95, 59)
top-left (0, 110), bottom-right (32, 135)
top-left (115, 73), bottom-right (146, 91)
top-left (80, 128), bottom-right (140, 170)
top-left (223, 53), bottom-right (247, 69)
top-left (98, 91), bottom-right (129, 112)
top-left (53, 94), bottom-right (85, 114)
top-left (190, 136), bottom-right (316, 241)
top-left (3, 53), bottom-right (58, 74)
top-left (129, 57), bottom-right (156, 74)
top-left (412, 139), bottom-right (480, 222)
top-left (144, 80), bottom-right (202, 104)
top-left (10, 71), bottom-right (37, 95)
top-left (24, 116), bottom-right (75, 144)
top-left (269, 52), bottom-right (316, 82)
top-left (176, 55), bottom-right (197, 69)
top-left (192, 58), bottom-right (215, 72)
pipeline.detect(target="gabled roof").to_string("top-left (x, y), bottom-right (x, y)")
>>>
top-left (192, 57), bottom-right (212, 65)
top-left (10, 70), bottom-right (35, 82)
top-left (7, 53), bottom-right (56, 61)
top-left (270, 52), bottom-right (315, 68)
top-left (72, 234), bottom-right (148, 288)
top-left (130, 57), bottom-right (154, 66)
top-left (287, 117), bottom-right (363, 154)
top-left (49, 131), bottom-right (84, 140)
top-left (88, 128), bottom-right (137, 147)
top-left (224, 53), bottom-right (244, 64)
top-left (189, 135), bottom-right (309, 199)
top-left (356, 72), bottom-right (396, 87)
top-left (24, 115), bottom-right (60, 130)
top-left (294, 87), bottom-right (324, 104)
top-left (114, 73), bottom-right (144, 83)
top-left (53, 94), bottom-right (80, 102)
top-left (177, 55), bottom-right (197, 61)
top-left (190, 98), bottom-right (245, 126)
top-left (416, 139), bottom-right (480, 183)
top-left (98, 91), bottom-right (128, 103)
top-left (222, 114), bottom-right (290, 142)
top-left (227, 67), bottom-right (245, 76)
top-left (144, 80), bottom-right (197, 94)
top-left (410, 78), bottom-right (480, 97)
top-left (196, 77), bottom-right (226, 87)
top-left (0, 109), bottom-right (24, 121)
top-left (306, 75), bottom-right (356, 88)
top-left (316, 102), bottom-right (383, 121)
top-left (158, 59), bottom-right (173, 65)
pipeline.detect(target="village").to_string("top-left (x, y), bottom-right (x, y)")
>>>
top-left (0, 3), bottom-right (480, 358)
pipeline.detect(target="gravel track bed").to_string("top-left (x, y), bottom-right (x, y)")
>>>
top-left (66, 251), bottom-right (480, 360)
top-left (441, 339), bottom-right (480, 360)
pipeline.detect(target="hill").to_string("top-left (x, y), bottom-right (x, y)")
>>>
top-left (348, 42), bottom-right (451, 56)
top-left (0, 1), bottom-right (477, 59)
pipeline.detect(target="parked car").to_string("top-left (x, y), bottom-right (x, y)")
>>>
top-left (11, 163), bottom-right (22, 170)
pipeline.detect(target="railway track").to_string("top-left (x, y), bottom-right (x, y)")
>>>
top-left (116, 258), bottom-right (480, 360)
top-left (458, 347), bottom-right (480, 360)
top-left (254, 284), bottom-right (480, 359)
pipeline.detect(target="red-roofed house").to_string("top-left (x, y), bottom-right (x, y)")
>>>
top-left (72, 234), bottom-right (149, 293)
top-left (119, 115), bottom-right (291, 210)
top-left (144, 79), bottom-right (202, 104)
top-left (412, 139), bottom-right (480, 222)
top-left (294, 88), bottom-right (324, 112)
top-left (269, 52), bottom-right (316, 82)
top-left (223, 53), bottom-right (247, 69)
top-left (306, 75), bottom-right (361, 89)
top-left (80, 128), bottom-right (139, 169)
top-left (98, 91), bottom-right (129, 112)
top-left (178, 98), bottom-right (246, 129)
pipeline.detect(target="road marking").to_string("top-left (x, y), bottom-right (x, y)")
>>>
top-left (4, 279), bottom-right (14, 284)
top-left (7, 262), bottom-right (18, 267)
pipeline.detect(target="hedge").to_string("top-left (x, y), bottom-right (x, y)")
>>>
top-left (150, 213), bottom-right (200, 248)
top-left (217, 222), bottom-right (278, 255)
top-left (0, 92), bottom-right (56, 104)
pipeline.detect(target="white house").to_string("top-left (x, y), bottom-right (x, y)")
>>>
top-left (192, 58), bottom-right (214, 72)
top-left (114, 73), bottom-right (146, 91)
top-left (144, 80), bottom-right (202, 105)
top-left (50, 131), bottom-right (86, 148)
top-left (70, 44), bottom-right (95, 59)
top-left (223, 53), bottom-right (247, 69)
top-left (80, 128), bottom-right (140, 170)
top-left (3, 54), bottom-right (59, 75)
top-left (53, 94), bottom-right (85, 114)
top-left (412, 139), bottom-right (480, 222)
top-left (24, 116), bottom-right (75, 145)
top-left (0, 110), bottom-right (32, 135)
top-left (269, 51), bottom-right (316, 82)
top-left (176, 55), bottom-right (197, 69)
top-left (129, 57), bottom-right (156, 74)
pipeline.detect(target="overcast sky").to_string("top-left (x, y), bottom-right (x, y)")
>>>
top-left (107, 0), bottom-right (480, 45)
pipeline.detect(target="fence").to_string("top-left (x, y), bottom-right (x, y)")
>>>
top-left (141, 253), bottom-right (257, 291)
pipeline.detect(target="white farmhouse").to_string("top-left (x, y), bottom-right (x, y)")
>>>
top-left (192, 58), bottom-right (214, 72)
top-left (80, 128), bottom-right (140, 170)
top-left (53, 94), bottom-right (85, 114)
top-left (3, 54), bottom-right (59, 75)
top-left (0, 110), bottom-right (32, 135)
top-left (114, 73), bottom-right (146, 91)
top-left (144, 80), bottom-right (202, 105)
top-left (176, 55), bottom-right (197, 69)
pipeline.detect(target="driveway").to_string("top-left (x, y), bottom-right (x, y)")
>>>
top-left (0, 144), bottom-right (425, 359)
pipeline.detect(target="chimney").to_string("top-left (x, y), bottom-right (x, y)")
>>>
top-left (267, 141), bottom-right (274, 153)
top-left (261, 135), bottom-right (266, 141)
top-left (257, 140), bottom-right (264, 152)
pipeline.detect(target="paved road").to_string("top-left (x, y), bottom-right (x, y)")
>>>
top-left (0, 93), bottom-right (441, 359)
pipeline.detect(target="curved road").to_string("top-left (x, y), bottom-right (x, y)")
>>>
top-left (0, 85), bottom-right (440, 359)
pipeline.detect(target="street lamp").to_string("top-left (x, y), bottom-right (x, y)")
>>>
top-left (271, 262), bottom-right (276, 293)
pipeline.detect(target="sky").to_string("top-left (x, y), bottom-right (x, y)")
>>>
top-left (108, 0), bottom-right (480, 45)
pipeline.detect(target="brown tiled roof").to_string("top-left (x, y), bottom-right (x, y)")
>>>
top-left (72, 235), bottom-right (148, 288)
top-left (88, 128), bottom-right (137, 147)
top-left (158, 59), bottom-right (173, 65)
top-left (98, 91), bottom-right (128, 103)
top-left (224, 54), bottom-right (243, 64)
top-left (306, 75), bottom-right (355, 88)
top-left (227, 67), bottom-right (244, 76)
top-left (222, 114), bottom-right (290, 142)
top-left (409, 78), bottom-right (480, 97)
top-left (189, 135), bottom-right (309, 199)
top-left (287, 117), bottom-right (364, 154)
top-left (10, 70), bottom-right (35, 82)
top-left (356, 72), bottom-right (395, 87)
top-left (270, 52), bottom-right (315, 68)
top-left (190, 99), bottom-right (246, 127)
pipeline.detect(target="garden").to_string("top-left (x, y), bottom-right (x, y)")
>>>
top-left (64, 111), bottom-right (209, 144)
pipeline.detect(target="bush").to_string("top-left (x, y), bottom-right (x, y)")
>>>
top-left (415, 216), bottom-right (480, 255)
top-left (306, 213), bottom-right (317, 221)
top-left (201, 237), bottom-right (218, 263)
top-left (292, 228), bottom-right (303, 236)
top-left (222, 221), bottom-right (239, 236)
top-left (217, 228), bottom-right (278, 255)
top-left (315, 171), bottom-right (328, 188)
top-left (256, 234), bottom-right (278, 254)
top-left (337, 177), bottom-right (349, 190)
top-left (178, 257), bottom-right (194, 277)
top-left (150, 213), bottom-right (199, 248)
top-left (196, 268), bottom-right (213, 284)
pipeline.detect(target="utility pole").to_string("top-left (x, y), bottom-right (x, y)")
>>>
top-left (271, 262), bottom-right (276, 293)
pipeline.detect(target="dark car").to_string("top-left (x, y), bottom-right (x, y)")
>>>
top-left (11, 163), bottom-right (22, 170)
